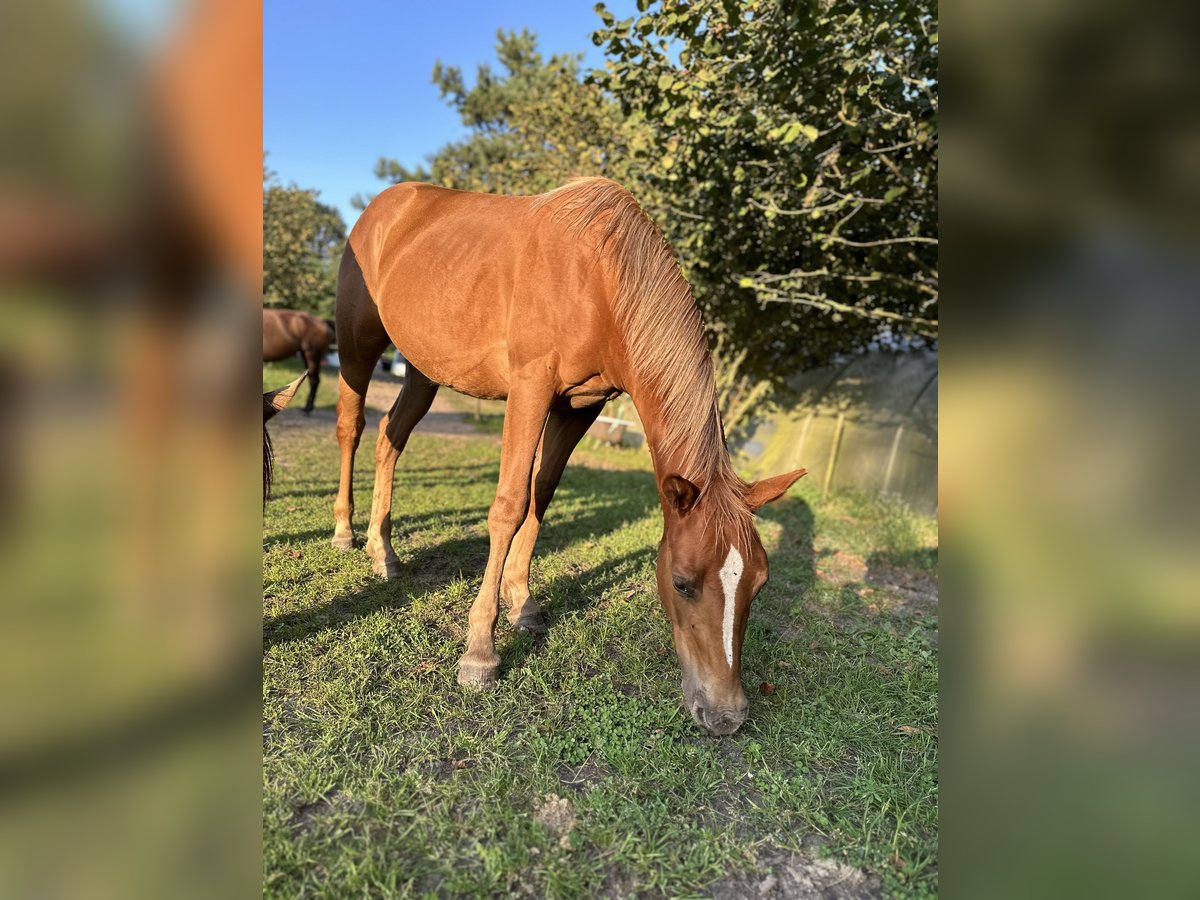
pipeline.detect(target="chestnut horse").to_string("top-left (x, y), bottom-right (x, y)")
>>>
top-left (262, 308), bottom-right (335, 414)
top-left (333, 178), bottom-right (805, 735)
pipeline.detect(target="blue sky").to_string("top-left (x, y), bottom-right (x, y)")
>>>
top-left (265, 0), bottom-right (639, 224)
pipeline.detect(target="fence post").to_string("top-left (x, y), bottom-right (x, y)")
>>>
top-left (821, 412), bottom-right (845, 502)
top-left (795, 411), bottom-right (815, 470)
top-left (882, 423), bottom-right (905, 495)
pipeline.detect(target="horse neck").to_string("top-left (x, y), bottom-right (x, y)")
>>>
top-left (622, 363), bottom-right (734, 497)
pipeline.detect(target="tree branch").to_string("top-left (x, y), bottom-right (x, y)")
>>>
top-left (746, 283), bottom-right (939, 336)
top-left (823, 234), bottom-right (938, 248)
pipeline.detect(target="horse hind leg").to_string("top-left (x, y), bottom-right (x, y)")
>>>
top-left (331, 372), bottom-right (369, 550)
top-left (331, 248), bottom-right (389, 551)
top-left (364, 368), bottom-right (438, 578)
top-left (501, 403), bottom-right (602, 632)
top-left (300, 349), bottom-right (322, 415)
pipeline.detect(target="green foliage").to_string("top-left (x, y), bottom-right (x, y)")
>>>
top-left (263, 166), bottom-right (346, 317)
top-left (593, 0), bottom-right (938, 378)
top-left (532, 687), bottom-right (689, 769)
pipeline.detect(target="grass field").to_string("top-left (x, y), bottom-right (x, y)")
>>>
top-left (263, 360), bottom-right (938, 898)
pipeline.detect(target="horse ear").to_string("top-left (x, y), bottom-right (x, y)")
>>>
top-left (662, 474), bottom-right (701, 516)
top-left (745, 469), bottom-right (807, 512)
top-left (264, 373), bottom-right (306, 422)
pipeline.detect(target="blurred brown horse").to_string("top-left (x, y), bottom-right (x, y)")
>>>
top-left (262, 308), bottom-right (335, 414)
top-left (332, 178), bottom-right (805, 735)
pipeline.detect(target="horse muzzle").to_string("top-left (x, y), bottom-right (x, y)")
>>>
top-left (694, 703), bottom-right (748, 736)
top-left (686, 685), bottom-right (750, 735)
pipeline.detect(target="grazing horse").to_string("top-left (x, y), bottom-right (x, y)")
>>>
top-left (263, 374), bottom-right (305, 505)
top-left (333, 178), bottom-right (805, 735)
top-left (262, 308), bottom-right (335, 414)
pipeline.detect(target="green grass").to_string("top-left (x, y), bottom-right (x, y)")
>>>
top-left (263, 360), bottom-right (938, 897)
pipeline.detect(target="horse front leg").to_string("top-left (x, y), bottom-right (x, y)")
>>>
top-left (458, 377), bottom-right (556, 689)
top-left (331, 374), bottom-right (367, 550)
top-left (364, 370), bottom-right (438, 578)
top-left (501, 403), bottom-right (602, 632)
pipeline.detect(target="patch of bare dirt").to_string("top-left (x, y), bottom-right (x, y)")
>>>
top-left (277, 367), bottom-right (499, 440)
top-left (534, 793), bottom-right (577, 849)
top-left (708, 847), bottom-right (882, 899)
top-left (815, 549), bottom-right (868, 586)
top-left (290, 789), bottom-right (364, 835)
top-left (425, 751), bottom-right (474, 780)
top-left (865, 560), bottom-right (938, 607)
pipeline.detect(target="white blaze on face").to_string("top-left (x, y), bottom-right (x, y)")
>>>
top-left (718, 545), bottom-right (744, 669)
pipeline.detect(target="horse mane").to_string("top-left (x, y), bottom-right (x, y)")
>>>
top-left (532, 177), bottom-right (752, 540)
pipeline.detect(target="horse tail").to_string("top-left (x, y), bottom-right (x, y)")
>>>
top-left (263, 427), bottom-right (274, 506)
top-left (323, 317), bottom-right (337, 346)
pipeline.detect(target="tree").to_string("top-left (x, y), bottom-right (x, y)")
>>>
top-left (263, 166), bottom-right (346, 316)
top-left (593, 0), bottom-right (938, 378)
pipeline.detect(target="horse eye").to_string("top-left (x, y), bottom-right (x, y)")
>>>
top-left (672, 575), bottom-right (694, 598)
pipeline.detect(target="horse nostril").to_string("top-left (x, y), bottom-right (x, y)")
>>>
top-left (699, 706), bottom-right (746, 736)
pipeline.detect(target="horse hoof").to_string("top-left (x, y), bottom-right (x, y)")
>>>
top-left (456, 657), bottom-right (499, 690)
top-left (370, 557), bottom-right (402, 580)
top-left (508, 605), bottom-right (548, 634)
top-left (331, 534), bottom-right (355, 552)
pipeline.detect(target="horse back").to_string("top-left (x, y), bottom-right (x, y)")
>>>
top-left (263, 308), bottom-right (331, 362)
top-left (346, 183), bottom-right (618, 400)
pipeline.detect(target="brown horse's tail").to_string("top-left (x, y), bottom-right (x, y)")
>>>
top-left (263, 428), bottom-right (274, 507)
top-left (323, 318), bottom-right (336, 346)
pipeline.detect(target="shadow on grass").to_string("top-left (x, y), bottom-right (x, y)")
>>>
top-left (263, 462), bottom-right (934, 670)
top-left (868, 546), bottom-right (938, 574)
top-left (865, 548), bottom-right (939, 613)
top-left (263, 464), bottom-right (669, 654)
top-left (267, 462), bottom-right (499, 508)
top-left (266, 507), bottom-right (494, 551)
top-left (754, 495), bottom-right (817, 586)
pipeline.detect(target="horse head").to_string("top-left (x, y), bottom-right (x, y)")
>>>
top-left (656, 469), bottom-right (807, 735)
